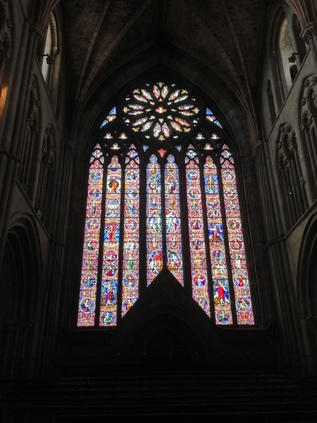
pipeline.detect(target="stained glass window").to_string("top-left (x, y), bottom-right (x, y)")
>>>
top-left (122, 145), bottom-right (140, 316)
top-left (77, 80), bottom-right (255, 327)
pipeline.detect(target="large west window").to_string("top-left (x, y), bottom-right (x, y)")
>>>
top-left (77, 81), bottom-right (254, 327)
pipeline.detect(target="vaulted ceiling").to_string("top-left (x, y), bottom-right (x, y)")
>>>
top-left (59, 0), bottom-right (272, 139)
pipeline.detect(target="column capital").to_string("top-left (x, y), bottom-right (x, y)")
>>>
top-left (252, 139), bottom-right (266, 159)
top-left (27, 20), bottom-right (44, 41)
top-left (301, 21), bottom-right (317, 44)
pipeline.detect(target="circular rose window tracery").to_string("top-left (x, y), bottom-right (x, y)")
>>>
top-left (122, 82), bottom-right (201, 141)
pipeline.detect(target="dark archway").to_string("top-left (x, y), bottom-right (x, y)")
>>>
top-left (0, 220), bottom-right (43, 377)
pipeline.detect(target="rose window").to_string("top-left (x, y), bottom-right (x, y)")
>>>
top-left (122, 82), bottom-right (201, 141)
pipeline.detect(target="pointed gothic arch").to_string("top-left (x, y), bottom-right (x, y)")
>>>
top-left (76, 78), bottom-right (255, 329)
top-left (0, 215), bottom-right (43, 377)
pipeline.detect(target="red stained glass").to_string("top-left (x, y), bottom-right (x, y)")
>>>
top-left (186, 146), bottom-right (211, 317)
top-left (165, 155), bottom-right (183, 284)
top-left (77, 145), bottom-right (104, 327)
top-left (122, 145), bottom-right (140, 317)
top-left (100, 156), bottom-right (121, 326)
top-left (221, 147), bottom-right (254, 325)
top-left (204, 156), bottom-right (233, 325)
top-left (147, 155), bottom-right (163, 284)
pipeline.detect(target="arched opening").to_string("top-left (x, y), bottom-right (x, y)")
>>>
top-left (0, 223), bottom-right (42, 377)
top-left (41, 12), bottom-right (58, 86)
top-left (76, 78), bottom-right (255, 329)
top-left (278, 16), bottom-right (296, 94)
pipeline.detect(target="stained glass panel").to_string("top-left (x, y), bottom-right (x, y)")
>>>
top-left (186, 146), bottom-right (211, 317)
top-left (122, 146), bottom-right (140, 316)
top-left (77, 145), bottom-right (104, 327)
top-left (100, 107), bottom-right (116, 128)
top-left (221, 147), bottom-right (254, 325)
top-left (204, 156), bottom-right (233, 325)
top-left (206, 107), bottom-right (222, 128)
top-left (165, 155), bottom-right (183, 284)
top-left (147, 155), bottom-right (163, 284)
top-left (100, 156), bottom-right (121, 326)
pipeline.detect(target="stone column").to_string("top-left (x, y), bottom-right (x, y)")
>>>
top-left (0, 21), bottom-right (43, 266)
top-left (253, 139), bottom-right (304, 375)
top-left (38, 138), bottom-right (75, 377)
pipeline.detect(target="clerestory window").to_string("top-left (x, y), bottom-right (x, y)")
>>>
top-left (77, 80), bottom-right (254, 327)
